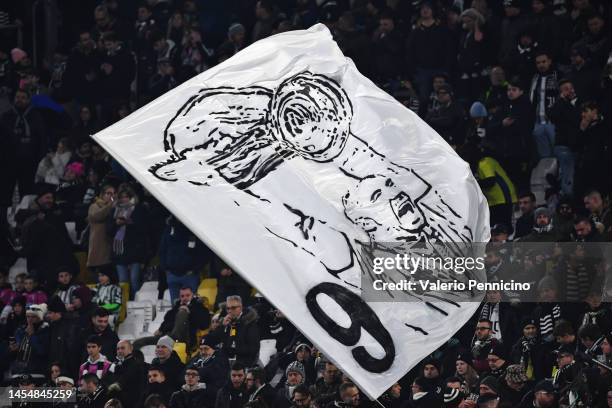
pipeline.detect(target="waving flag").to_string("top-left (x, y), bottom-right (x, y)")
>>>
top-left (94, 24), bottom-right (489, 399)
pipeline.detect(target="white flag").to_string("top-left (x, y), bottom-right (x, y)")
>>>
top-left (94, 24), bottom-right (489, 399)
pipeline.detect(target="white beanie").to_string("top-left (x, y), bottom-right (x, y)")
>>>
top-left (26, 303), bottom-right (47, 321)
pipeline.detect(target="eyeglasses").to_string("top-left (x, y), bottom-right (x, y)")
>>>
top-left (476, 326), bottom-right (491, 331)
top-left (227, 305), bottom-right (241, 310)
top-left (185, 372), bottom-right (198, 377)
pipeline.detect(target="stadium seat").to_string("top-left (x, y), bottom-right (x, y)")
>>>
top-left (141, 345), bottom-right (156, 364)
top-left (139, 281), bottom-right (159, 293)
top-left (173, 341), bottom-right (188, 363)
top-left (117, 314), bottom-right (145, 340)
top-left (258, 339), bottom-right (277, 367)
top-left (197, 278), bottom-right (218, 310)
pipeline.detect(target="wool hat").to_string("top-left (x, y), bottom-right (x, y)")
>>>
top-left (157, 335), bottom-right (175, 350)
top-left (520, 316), bottom-right (538, 330)
top-left (228, 23), bottom-right (245, 37)
top-left (26, 303), bottom-right (47, 321)
top-left (294, 343), bottom-right (313, 353)
top-left (480, 376), bottom-right (500, 395)
top-left (456, 351), bottom-right (474, 365)
top-left (200, 333), bottom-right (219, 347)
top-left (533, 379), bottom-right (555, 394)
top-left (534, 206), bottom-right (551, 220)
top-left (460, 8), bottom-right (485, 25)
top-left (505, 364), bottom-right (528, 384)
top-left (286, 361), bottom-right (305, 378)
top-left (421, 357), bottom-right (441, 372)
top-left (56, 376), bottom-right (74, 386)
top-left (469, 101), bottom-right (488, 118)
top-left (488, 343), bottom-right (507, 361)
top-left (491, 223), bottom-right (510, 235)
top-left (556, 344), bottom-right (575, 356)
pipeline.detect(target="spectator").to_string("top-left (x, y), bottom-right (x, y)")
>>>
top-left (577, 104), bottom-right (611, 199)
top-left (0, 88), bottom-right (47, 202)
top-left (213, 262), bottom-right (251, 309)
top-left (310, 361), bottom-right (341, 407)
top-left (87, 185), bottom-right (116, 271)
top-left (80, 372), bottom-right (107, 408)
top-left (187, 334), bottom-right (229, 396)
top-left (481, 66), bottom-right (508, 109)
top-left (64, 31), bottom-right (102, 106)
top-left (16, 186), bottom-right (79, 289)
top-left (518, 379), bottom-right (556, 408)
top-left (329, 382), bottom-right (365, 408)
top-left (217, 24), bottom-right (246, 62)
top-left (91, 266), bottom-right (122, 318)
top-left (109, 184), bottom-right (147, 298)
top-left (474, 152), bottom-right (517, 227)
top-left (510, 317), bottom-right (550, 381)
top-left (215, 362), bottom-right (249, 408)
top-left (549, 78), bottom-right (581, 197)
top-left (500, 365), bottom-right (533, 405)
top-left (425, 84), bottom-right (466, 147)
top-left (529, 50), bottom-right (559, 159)
top-left (246, 366), bottom-right (276, 406)
top-left (406, 377), bottom-right (441, 408)
top-left (515, 192), bottom-right (536, 239)
top-left (46, 295), bottom-right (78, 375)
top-left (152, 335), bottom-right (185, 389)
top-left (574, 12), bottom-right (610, 68)
top-left (180, 28), bottom-right (214, 74)
top-left (79, 307), bottom-right (120, 362)
top-left (78, 335), bottom-right (114, 383)
top-left (485, 343), bottom-right (510, 380)
top-left (573, 215), bottom-right (603, 242)
top-left (477, 290), bottom-right (520, 345)
top-left (98, 32), bottom-right (135, 122)
top-left (144, 394), bottom-right (169, 408)
top-left (106, 340), bottom-right (146, 408)
top-left (371, 13), bottom-right (404, 83)
top-left (528, 0), bottom-right (562, 59)
top-left (135, 286), bottom-right (210, 351)
top-left (291, 384), bottom-right (316, 408)
top-left (142, 366), bottom-right (175, 407)
top-left (457, 8), bottom-right (487, 102)
top-left (472, 318), bottom-right (499, 374)
top-left (455, 351), bottom-right (479, 394)
top-left (568, 45), bottom-right (600, 101)
top-left (169, 364), bottom-right (213, 408)
top-left (214, 295), bottom-right (260, 367)
top-left (519, 207), bottom-right (561, 242)
top-left (502, 29), bottom-right (538, 83)
top-left (406, 1), bottom-right (451, 98)
top-left (499, 0), bottom-right (529, 62)
top-left (10, 303), bottom-right (50, 375)
top-left (277, 361), bottom-right (306, 407)
top-left (252, 1), bottom-right (276, 42)
top-left (22, 275), bottom-right (47, 305)
top-left (553, 197), bottom-right (575, 241)
top-left (159, 215), bottom-right (208, 303)
top-left (495, 77), bottom-right (534, 189)
top-left (35, 137), bottom-right (73, 186)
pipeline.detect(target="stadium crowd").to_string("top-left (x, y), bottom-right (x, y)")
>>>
top-left (0, 0), bottom-right (612, 407)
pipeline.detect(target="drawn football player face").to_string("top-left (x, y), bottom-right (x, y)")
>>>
top-left (343, 176), bottom-right (426, 243)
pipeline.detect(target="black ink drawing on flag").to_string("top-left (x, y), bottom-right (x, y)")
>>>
top-left (149, 72), bottom-right (481, 363)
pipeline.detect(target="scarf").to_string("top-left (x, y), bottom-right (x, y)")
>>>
top-left (113, 200), bottom-right (135, 255)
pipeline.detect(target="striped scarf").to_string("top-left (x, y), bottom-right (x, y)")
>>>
top-left (539, 304), bottom-right (562, 337)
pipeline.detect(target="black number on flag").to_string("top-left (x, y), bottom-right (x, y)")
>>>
top-left (306, 282), bottom-right (395, 373)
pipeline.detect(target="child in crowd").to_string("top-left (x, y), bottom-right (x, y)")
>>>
top-left (91, 267), bottom-right (122, 324)
top-left (23, 275), bottom-right (48, 306)
top-left (78, 336), bottom-right (113, 384)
